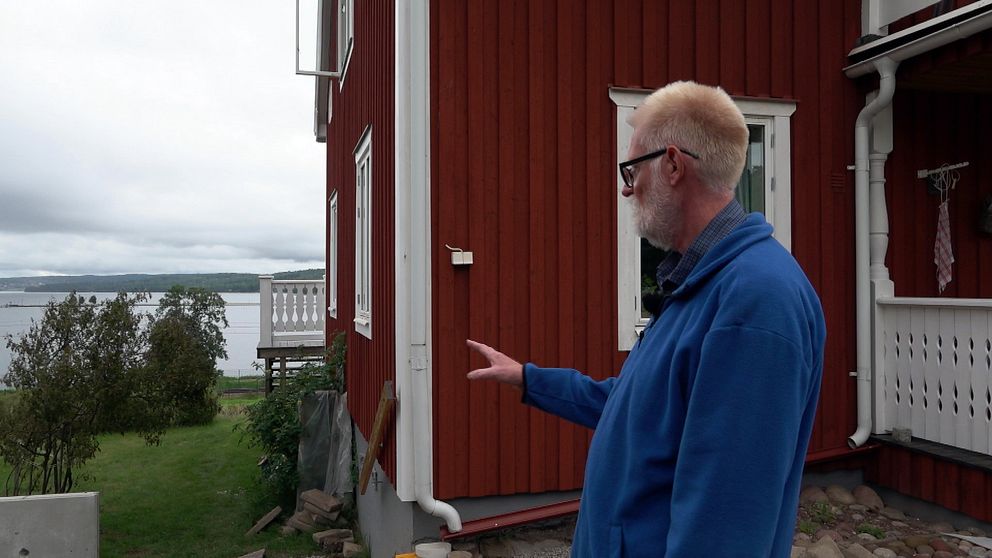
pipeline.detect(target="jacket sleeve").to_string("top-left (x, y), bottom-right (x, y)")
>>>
top-left (666, 325), bottom-right (815, 556)
top-left (521, 363), bottom-right (617, 430)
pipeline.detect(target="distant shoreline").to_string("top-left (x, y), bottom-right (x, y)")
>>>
top-left (0, 269), bottom-right (324, 294)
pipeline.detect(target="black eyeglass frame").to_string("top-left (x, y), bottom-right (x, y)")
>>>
top-left (619, 146), bottom-right (700, 189)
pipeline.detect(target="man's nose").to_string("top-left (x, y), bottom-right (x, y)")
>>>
top-left (621, 184), bottom-right (634, 198)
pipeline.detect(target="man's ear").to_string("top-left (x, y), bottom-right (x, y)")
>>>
top-left (666, 146), bottom-right (687, 187)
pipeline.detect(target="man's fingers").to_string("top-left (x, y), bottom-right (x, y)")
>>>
top-left (466, 367), bottom-right (493, 380)
top-left (466, 339), bottom-right (496, 361)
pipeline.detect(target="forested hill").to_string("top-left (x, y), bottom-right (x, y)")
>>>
top-left (0, 269), bottom-right (324, 293)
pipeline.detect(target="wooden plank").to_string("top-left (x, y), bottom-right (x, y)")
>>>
top-left (641, 0), bottom-right (667, 87)
top-left (719, 0), bottom-right (746, 93)
top-left (245, 506), bottom-right (282, 537)
top-left (511, 0), bottom-right (532, 494)
top-left (464, 0), bottom-right (486, 499)
top-left (613, 0), bottom-right (643, 87)
top-left (359, 381), bottom-right (396, 495)
top-left (745, 0), bottom-right (771, 96)
top-left (496, 0), bottom-right (519, 495)
top-left (667, 1), bottom-right (695, 81)
top-left (694, 0), bottom-right (720, 85)
top-left (481, 0), bottom-right (502, 498)
top-left (556, 0), bottom-right (581, 490)
top-left (769, 0), bottom-right (793, 98)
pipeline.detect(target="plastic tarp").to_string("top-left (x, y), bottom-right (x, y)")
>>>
top-left (297, 390), bottom-right (352, 508)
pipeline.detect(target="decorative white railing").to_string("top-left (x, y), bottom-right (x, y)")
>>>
top-left (258, 276), bottom-right (325, 349)
top-left (875, 297), bottom-right (992, 455)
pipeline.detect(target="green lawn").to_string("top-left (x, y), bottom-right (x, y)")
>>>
top-left (217, 375), bottom-right (265, 393)
top-left (2, 416), bottom-right (321, 558)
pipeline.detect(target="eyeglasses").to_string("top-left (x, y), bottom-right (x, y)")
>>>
top-left (619, 146), bottom-right (700, 189)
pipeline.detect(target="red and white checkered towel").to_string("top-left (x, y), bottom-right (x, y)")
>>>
top-left (934, 200), bottom-right (954, 293)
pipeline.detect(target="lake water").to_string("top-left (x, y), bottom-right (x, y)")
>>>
top-left (0, 291), bottom-right (262, 380)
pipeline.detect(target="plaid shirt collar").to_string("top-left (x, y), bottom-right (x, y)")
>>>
top-left (655, 199), bottom-right (746, 294)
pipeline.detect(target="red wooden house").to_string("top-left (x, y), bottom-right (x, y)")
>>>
top-left (300, 0), bottom-right (992, 554)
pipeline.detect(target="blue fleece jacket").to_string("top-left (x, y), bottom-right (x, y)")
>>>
top-left (523, 214), bottom-right (826, 557)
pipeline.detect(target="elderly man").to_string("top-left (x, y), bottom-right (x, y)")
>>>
top-left (467, 81), bottom-right (825, 557)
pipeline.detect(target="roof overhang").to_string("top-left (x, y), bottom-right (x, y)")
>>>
top-left (845, 0), bottom-right (992, 78)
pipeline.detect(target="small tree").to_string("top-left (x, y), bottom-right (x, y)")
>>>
top-left (145, 286), bottom-right (228, 425)
top-left (0, 293), bottom-right (160, 495)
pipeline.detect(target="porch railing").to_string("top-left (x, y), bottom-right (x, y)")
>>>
top-left (258, 276), bottom-right (325, 350)
top-left (875, 297), bottom-right (992, 455)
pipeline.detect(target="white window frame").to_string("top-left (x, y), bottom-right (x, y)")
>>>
top-left (354, 126), bottom-right (372, 339)
top-left (328, 191), bottom-right (339, 319)
top-left (609, 88), bottom-right (796, 351)
top-left (337, 0), bottom-right (354, 88)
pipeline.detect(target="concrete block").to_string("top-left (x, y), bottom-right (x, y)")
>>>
top-left (342, 541), bottom-right (363, 557)
top-left (0, 492), bottom-right (99, 558)
top-left (313, 528), bottom-right (354, 545)
top-left (286, 511), bottom-right (316, 533)
top-left (237, 550), bottom-right (266, 558)
top-left (305, 501), bottom-right (340, 522)
top-left (300, 489), bottom-right (342, 513)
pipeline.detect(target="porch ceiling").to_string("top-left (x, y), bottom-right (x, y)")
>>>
top-left (900, 52), bottom-right (992, 92)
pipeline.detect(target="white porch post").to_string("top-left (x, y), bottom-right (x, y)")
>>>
top-left (869, 99), bottom-right (895, 436)
top-left (259, 275), bottom-right (273, 349)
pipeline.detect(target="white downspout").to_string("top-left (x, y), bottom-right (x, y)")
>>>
top-left (848, 56), bottom-right (898, 448)
top-left (398, 0), bottom-right (462, 532)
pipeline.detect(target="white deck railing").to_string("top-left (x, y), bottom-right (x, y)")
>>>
top-left (875, 297), bottom-right (992, 454)
top-left (258, 276), bottom-right (325, 350)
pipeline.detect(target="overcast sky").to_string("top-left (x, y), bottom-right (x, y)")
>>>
top-left (0, 1), bottom-right (326, 278)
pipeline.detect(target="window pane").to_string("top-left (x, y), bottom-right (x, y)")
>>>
top-left (640, 239), bottom-right (666, 319)
top-left (735, 124), bottom-right (765, 214)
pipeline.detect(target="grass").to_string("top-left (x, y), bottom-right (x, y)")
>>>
top-left (219, 393), bottom-right (263, 408)
top-left (1, 416), bottom-right (321, 558)
top-left (216, 374), bottom-right (265, 393)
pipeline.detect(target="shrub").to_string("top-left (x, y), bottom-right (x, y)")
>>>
top-left (240, 332), bottom-right (346, 506)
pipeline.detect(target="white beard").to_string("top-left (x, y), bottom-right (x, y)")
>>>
top-left (634, 177), bottom-right (680, 251)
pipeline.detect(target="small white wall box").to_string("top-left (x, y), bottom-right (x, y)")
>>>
top-left (444, 244), bottom-right (473, 266)
top-left (0, 492), bottom-right (100, 557)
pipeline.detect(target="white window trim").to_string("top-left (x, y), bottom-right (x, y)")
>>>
top-left (354, 126), bottom-right (372, 339)
top-left (328, 191), bottom-right (339, 319)
top-left (337, 0), bottom-right (354, 89)
top-left (609, 88), bottom-right (796, 351)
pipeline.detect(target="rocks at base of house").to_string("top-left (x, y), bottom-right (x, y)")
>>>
top-left (827, 485), bottom-right (858, 505)
top-left (448, 552), bottom-right (474, 558)
top-left (803, 536), bottom-right (845, 558)
top-left (802, 486), bottom-right (831, 505)
top-left (341, 541), bottom-right (364, 557)
top-left (278, 524), bottom-right (298, 536)
top-left (841, 543), bottom-right (875, 558)
top-left (796, 484), bottom-right (992, 558)
top-left (852, 486), bottom-right (884, 511)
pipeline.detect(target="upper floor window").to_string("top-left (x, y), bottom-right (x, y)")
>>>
top-left (609, 89), bottom-right (796, 351)
top-left (354, 126), bottom-right (372, 339)
top-left (328, 191), bottom-right (339, 319)
top-left (337, 0), bottom-right (354, 85)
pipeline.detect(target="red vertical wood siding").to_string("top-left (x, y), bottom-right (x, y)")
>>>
top-left (866, 445), bottom-right (992, 522)
top-left (324, 0), bottom-right (397, 480)
top-left (431, 0), bottom-right (865, 499)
